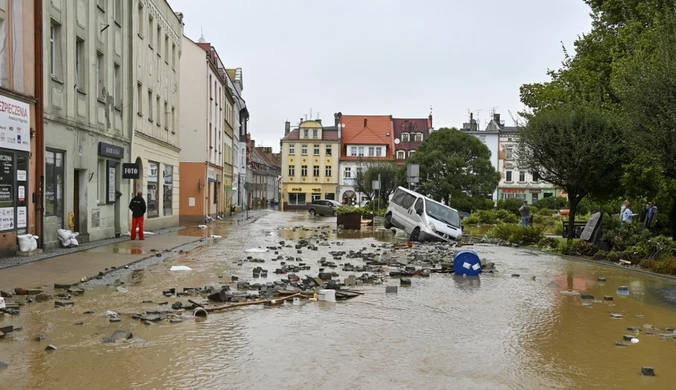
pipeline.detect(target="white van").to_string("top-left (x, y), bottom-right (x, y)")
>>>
top-left (384, 186), bottom-right (462, 242)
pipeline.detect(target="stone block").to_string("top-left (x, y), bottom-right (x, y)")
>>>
top-left (54, 301), bottom-right (74, 308)
top-left (386, 286), bottom-right (398, 294)
top-left (111, 330), bottom-right (133, 342)
top-left (610, 313), bottom-right (623, 319)
top-left (603, 296), bottom-right (613, 301)
top-left (580, 294), bottom-right (594, 300)
top-left (641, 367), bottom-right (655, 376)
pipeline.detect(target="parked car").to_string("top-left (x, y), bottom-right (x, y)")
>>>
top-left (384, 186), bottom-right (462, 242)
top-left (308, 199), bottom-right (341, 216)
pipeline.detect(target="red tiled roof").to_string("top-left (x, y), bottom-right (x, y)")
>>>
top-left (340, 115), bottom-right (394, 160)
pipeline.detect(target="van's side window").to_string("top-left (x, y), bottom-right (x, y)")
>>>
top-left (401, 194), bottom-right (416, 209)
top-left (414, 198), bottom-right (424, 213)
top-left (392, 189), bottom-right (406, 206)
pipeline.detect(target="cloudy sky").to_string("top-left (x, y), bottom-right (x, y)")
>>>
top-left (169, 0), bottom-right (592, 152)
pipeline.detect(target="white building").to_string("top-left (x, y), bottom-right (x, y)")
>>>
top-left (461, 113), bottom-right (500, 201)
top-left (43, 0), bottom-right (134, 247)
top-left (130, 0), bottom-right (183, 230)
top-left (227, 68), bottom-right (249, 209)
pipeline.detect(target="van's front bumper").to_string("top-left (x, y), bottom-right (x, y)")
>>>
top-left (419, 229), bottom-right (462, 242)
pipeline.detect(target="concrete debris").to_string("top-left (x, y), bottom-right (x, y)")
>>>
top-left (54, 301), bottom-right (74, 308)
top-left (45, 344), bottom-right (58, 351)
top-left (641, 367), bottom-right (655, 376)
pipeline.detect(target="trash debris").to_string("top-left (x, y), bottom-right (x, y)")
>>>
top-left (116, 287), bottom-right (129, 293)
top-left (641, 367), bottom-right (655, 376)
top-left (211, 235), bottom-right (222, 238)
top-left (245, 248), bottom-right (268, 253)
top-left (193, 308), bottom-right (208, 318)
top-left (170, 266), bottom-right (193, 271)
top-left (57, 229), bottom-right (80, 247)
top-left (45, 344), bottom-right (58, 351)
top-left (631, 338), bottom-right (640, 344)
top-left (0, 297), bottom-right (5, 309)
top-left (106, 311), bottom-right (119, 319)
top-left (610, 313), bottom-right (623, 319)
top-left (197, 225), bottom-right (207, 229)
top-left (317, 289), bottom-right (336, 302)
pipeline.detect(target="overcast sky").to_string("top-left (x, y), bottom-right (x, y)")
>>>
top-left (169, 0), bottom-right (592, 152)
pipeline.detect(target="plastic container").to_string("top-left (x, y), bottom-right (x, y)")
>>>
top-left (453, 250), bottom-right (482, 276)
top-left (317, 289), bottom-right (336, 302)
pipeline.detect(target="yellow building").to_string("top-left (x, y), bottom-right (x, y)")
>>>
top-left (280, 119), bottom-right (340, 211)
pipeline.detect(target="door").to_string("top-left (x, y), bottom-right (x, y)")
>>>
top-left (73, 170), bottom-right (80, 232)
top-left (408, 197), bottom-right (425, 233)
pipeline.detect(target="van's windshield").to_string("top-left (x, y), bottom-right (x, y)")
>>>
top-left (425, 200), bottom-right (460, 228)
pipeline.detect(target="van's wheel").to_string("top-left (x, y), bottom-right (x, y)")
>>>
top-left (384, 213), bottom-right (393, 229)
top-left (410, 227), bottom-right (421, 242)
top-left (309, 209), bottom-right (316, 216)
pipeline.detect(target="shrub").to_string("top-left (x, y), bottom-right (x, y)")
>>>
top-left (536, 208), bottom-right (557, 216)
top-left (497, 198), bottom-right (523, 216)
top-left (602, 223), bottom-right (653, 251)
top-left (337, 205), bottom-right (361, 215)
top-left (532, 197), bottom-right (567, 210)
top-left (538, 237), bottom-right (560, 249)
top-left (463, 209), bottom-right (519, 225)
top-left (495, 209), bottom-right (519, 224)
top-left (564, 240), bottom-right (596, 256)
top-left (553, 223), bottom-right (564, 236)
top-left (488, 224), bottom-right (544, 245)
top-left (593, 250), bottom-right (608, 260)
top-left (639, 255), bottom-right (676, 275)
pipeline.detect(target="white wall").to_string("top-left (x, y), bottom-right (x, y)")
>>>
top-left (179, 36), bottom-right (207, 162)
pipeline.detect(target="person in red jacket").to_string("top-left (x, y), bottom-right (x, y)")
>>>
top-left (129, 192), bottom-right (147, 240)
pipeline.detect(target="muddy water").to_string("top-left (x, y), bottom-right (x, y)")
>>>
top-left (1, 212), bottom-right (676, 390)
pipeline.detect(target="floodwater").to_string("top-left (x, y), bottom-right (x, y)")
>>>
top-left (1, 212), bottom-right (676, 390)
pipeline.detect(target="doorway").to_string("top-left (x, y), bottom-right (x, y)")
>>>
top-left (73, 169), bottom-right (80, 232)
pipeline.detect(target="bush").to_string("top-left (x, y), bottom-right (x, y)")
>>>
top-left (602, 222), bottom-right (653, 251)
top-left (495, 209), bottom-right (519, 224)
top-left (535, 208), bottom-right (557, 216)
top-left (497, 198), bottom-right (523, 216)
top-left (532, 197), bottom-right (567, 210)
top-left (488, 224), bottom-right (544, 245)
top-left (337, 205), bottom-right (361, 215)
top-left (538, 237), bottom-right (560, 249)
top-left (639, 255), bottom-right (676, 275)
top-left (593, 250), bottom-right (608, 260)
top-left (463, 209), bottom-right (519, 225)
top-left (562, 240), bottom-right (596, 256)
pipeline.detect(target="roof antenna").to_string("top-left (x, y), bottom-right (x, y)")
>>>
top-left (429, 105), bottom-right (433, 116)
top-left (198, 26), bottom-right (205, 43)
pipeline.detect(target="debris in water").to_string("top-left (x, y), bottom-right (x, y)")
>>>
top-left (245, 248), bottom-right (268, 253)
top-left (170, 266), bottom-right (193, 271)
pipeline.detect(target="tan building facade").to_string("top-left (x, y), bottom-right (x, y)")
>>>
top-left (280, 120), bottom-right (340, 211)
top-left (0, 0), bottom-right (38, 255)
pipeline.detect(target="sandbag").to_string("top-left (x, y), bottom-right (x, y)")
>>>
top-left (29, 235), bottom-right (39, 251)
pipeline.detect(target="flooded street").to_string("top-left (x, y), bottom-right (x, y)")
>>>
top-left (1, 211), bottom-right (676, 389)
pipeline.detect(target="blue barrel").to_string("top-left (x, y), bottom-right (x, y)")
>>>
top-left (453, 250), bottom-right (482, 276)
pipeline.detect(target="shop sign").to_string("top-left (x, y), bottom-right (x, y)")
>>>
top-left (0, 95), bottom-right (30, 152)
top-left (312, 188), bottom-right (321, 192)
top-left (98, 142), bottom-right (124, 159)
top-left (502, 189), bottom-right (526, 193)
top-left (107, 161), bottom-right (117, 204)
top-left (122, 163), bottom-right (140, 179)
top-left (290, 187), bottom-right (302, 192)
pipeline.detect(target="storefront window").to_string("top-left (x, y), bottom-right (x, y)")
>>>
top-left (16, 154), bottom-right (28, 231)
top-left (45, 150), bottom-right (65, 227)
top-left (163, 165), bottom-right (173, 216)
top-left (147, 161), bottom-right (159, 217)
top-left (288, 193), bottom-right (306, 205)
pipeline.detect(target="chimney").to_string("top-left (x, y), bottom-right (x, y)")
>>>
top-left (470, 112), bottom-right (473, 123)
top-left (428, 113), bottom-right (433, 129)
top-left (316, 119), bottom-right (322, 124)
top-left (334, 112), bottom-right (342, 139)
top-left (284, 121), bottom-right (290, 136)
top-left (364, 118), bottom-right (368, 128)
top-left (251, 139), bottom-right (255, 148)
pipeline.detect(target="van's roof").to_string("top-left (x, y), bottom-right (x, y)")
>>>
top-left (394, 186), bottom-right (459, 212)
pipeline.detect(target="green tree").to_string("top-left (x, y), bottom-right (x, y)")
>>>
top-left (517, 106), bottom-right (624, 240)
top-left (355, 163), bottom-right (399, 203)
top-left (408, 128), bottom-right (500, 206)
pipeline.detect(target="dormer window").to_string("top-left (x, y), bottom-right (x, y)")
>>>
top-left (396, 150), bottom-right (406, 160)
top-left (414, 133), bottom-right (423, 142)
top-left (312, 129), bottom-right (318, 138)
top-left (303, 129), bottom-right (309, 138)
top-left (401, 133), bottom-right (410, 142)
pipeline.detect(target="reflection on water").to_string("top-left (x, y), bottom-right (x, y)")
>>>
top-left (2, 211), bottom-right (676, 390)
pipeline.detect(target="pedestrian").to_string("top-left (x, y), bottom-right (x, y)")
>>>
top-left (621, 201), bottom-right (638, 224)
top-left (646, 200), bottom-right (658, 235)
top-left (129, 191), bottom-right (147, 240)
top-left (519, 200), bottom-right (531, 227)
top-left (620, 200), bottom-right (629, 222)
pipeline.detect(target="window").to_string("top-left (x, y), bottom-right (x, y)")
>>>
top-left (356, 167), bottom-right (362, 177)
top-left (313, 144), bottom-right (320, 155)
top-left (303, 129), bottom-right (309, 138)
top-left (368, 147), bottom-right (375, 157)
top-left (157, 26), bottom-right (161, 56)
top-left (325, 166), bottom-right (332, 177)
top-left (288, 166), bottom-right (295, 176)
top-left (44, 150), bottom-right (64, 226)
top-left (396, 150), bottom-right (406, 160)
top-left (344, 167), bottom-right (352, 178)
top-left (312, 193), bottom-right (322, 201)
top-left (97, 159), bottom-right (106, 204)
top-left (114, 0), bottom-right (122, 23)
top-left (506, 147), bottom-right (513, 160)
top-left (313, 166), bottom-right (320, 176)
top-left (358, 147), bottom-right (364, 157)
top-left (137, 83), bottom-right (143, 115)
top-left (49, 22), bottom-right (62, 78)
top-left (289, 144), bottom-right (295, 155)
top-left (148, 90), bottom-right (153, 121)
top-left (301, 165), bottom-right (308, 176)
top-left (350, 146), bottom-right (357, 156)
top-left (519, 171), bottom-right (525, 182)
top-left (532, 193), bottom-right (539, 203)
top-left (409, 150), bottom-right (416, 157)
top-left (414, 133), bottom-right (423, 142)
top-left (213, 179), bottom-right (219, 205)
top-left (288, 193), bottom-right (306, 206)
top-left (301, 144), bottom-right (308, 155)
top-left (312, 129), bottom-right (318, 138)
top-left (148, 16), bottom-right (153, 47)
top-left (164, 101), bottom-right (169, 129)
top-left (171, 107), bottom-right (175, 132)
top-left (326, 145), bottom-right (332, 156)
top-left (532, 171), bottom-right (540, 182)
top-left (506, 171), bottom-right (512, 182)
top-left (375, 147), bottom-right (382, 157)
top-left (147, 162), bottom-right (159, 217)
top-left (163, 165), bottom-right (173, 216)
top-left (156, 95), bottom-right (161, 126)
top-left (137, 4), bottom-right (144, 37)
top-left (96, 52), bottom-right (104, 98)
top-left (171, 43), bottom-right (176, 69)
top-left (164, 35), bottom-right (169, 63)
top-left (110, 63), bottom-right (120, 106)
top-left (402, 133), bottom-right (410, 142)
top-left (75, 37), bottom-right (85, 90)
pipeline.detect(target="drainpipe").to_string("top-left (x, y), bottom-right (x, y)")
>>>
top-left (35, 0), bottom-right (45, 248)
